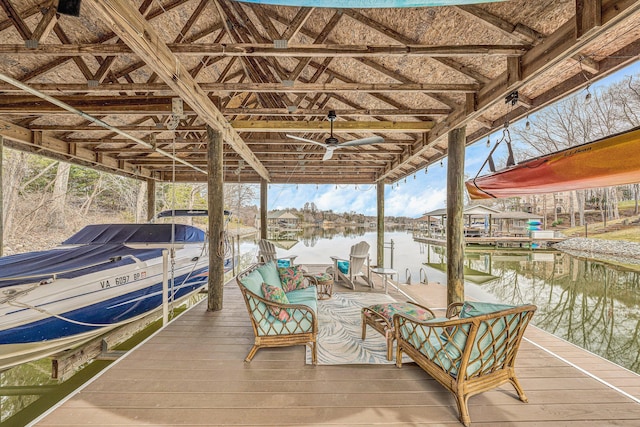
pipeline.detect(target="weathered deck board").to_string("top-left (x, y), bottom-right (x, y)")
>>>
top-left (34, 270), bottom-right (640, 426)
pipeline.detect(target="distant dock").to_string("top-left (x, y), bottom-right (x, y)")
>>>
top-left (414, 234), bottom-right (566, 248)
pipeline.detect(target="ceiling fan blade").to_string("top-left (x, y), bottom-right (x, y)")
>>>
top-left (339, 136), bottom-right (384, 147)
top-left (322, 148), bottom-right (335, 161)
top-left (285, 134), bottom-right (326, 147)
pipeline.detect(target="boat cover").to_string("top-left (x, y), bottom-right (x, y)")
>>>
top-left (466, 126), bottom-right (640, 199)
top-left (0, 224), bottom-right (206, 289)
top-left (0, 244), bottom-right (163, 288)
top-left (62, 223), bottom-right (205, 245)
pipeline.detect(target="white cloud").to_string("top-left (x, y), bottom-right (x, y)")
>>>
top-left (386, 185), bottom-right (447, 217)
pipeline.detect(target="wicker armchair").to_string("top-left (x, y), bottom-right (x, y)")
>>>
top-left (394, 301), bottom-right (537, 427)
top-left (236, 263), bottom-right (318, 364)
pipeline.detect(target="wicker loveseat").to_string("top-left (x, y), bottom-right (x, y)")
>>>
top-left (394, 301), bottom-right (537, 426)
top-left (236, 261), bottom-right (318, 364)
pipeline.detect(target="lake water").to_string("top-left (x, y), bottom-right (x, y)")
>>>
top-left (250, 228), bottom-right (640, 375)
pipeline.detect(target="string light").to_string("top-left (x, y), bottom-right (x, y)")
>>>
top-left (486, 137), bottom-right (491, 148)
top-left (585, 84), bottom-right (592, 103)
top-left (316, 184), bottom-right (319, 189)
top-left (525, 115), bottom-right (531, 130)
top-left (425, 167), bottom-right (428, 175)
top-left (440, 160), bottom-right (444, 167)
top-left (413, 174), bottom-right (416, 180)
top-left (404, 177), bottom-right (407, 183)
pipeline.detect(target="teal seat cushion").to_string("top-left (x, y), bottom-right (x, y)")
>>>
top-left (285, 286), bottom-right (318, 314)
top-left (240, 270), bottom-right (264, 297)
top-left (337, 260), bottom-right (349, 274)
top-left (257, 261), bottom-right (282, 288)
top-left (276, 259), bottom-right (291, 268)
top-left (460, 301), bottom-right (515, 318)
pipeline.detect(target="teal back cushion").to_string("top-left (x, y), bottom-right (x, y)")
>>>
top-left (460, 301), bottom-right (515, 318)
top-left (240, 270), bottom-right (264, 297)
top-left (337, 260), bottom-right (349, 274)
top-left (257, 261), bottom-right (282, 288)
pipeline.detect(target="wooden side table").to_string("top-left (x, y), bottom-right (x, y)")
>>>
top-left (362, 301), bottom-right (435, 361)
top-left (312, 272), bottom-right (334, 300)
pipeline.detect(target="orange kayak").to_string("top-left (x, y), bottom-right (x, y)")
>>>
top-left (466, 127), bottom-right (640, 199)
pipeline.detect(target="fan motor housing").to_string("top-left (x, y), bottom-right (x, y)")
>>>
top-left (325, 136), bottom-right (339, 145)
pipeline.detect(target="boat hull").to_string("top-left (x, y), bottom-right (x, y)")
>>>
top-left (466, 127), bottom-right (640, 199)
top-left (0, 260), bottom-right (210, 371)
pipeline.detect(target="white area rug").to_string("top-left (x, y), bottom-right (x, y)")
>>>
top-left (306, 292), bottom-right (407, 365)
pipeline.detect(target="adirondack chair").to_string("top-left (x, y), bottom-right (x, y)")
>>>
top-left (330, 241), bottom-right (372, 289)
top-left (258, 239), bottom-right (298, 267)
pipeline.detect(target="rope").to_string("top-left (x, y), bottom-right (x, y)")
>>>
top-left (8, 300), bottom-right (140, 328)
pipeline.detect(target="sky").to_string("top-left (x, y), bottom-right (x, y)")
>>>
top-left (267, 60), bottom-right (640, 218)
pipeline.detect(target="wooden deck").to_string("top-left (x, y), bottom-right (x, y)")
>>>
top-left (33, 266), bottom-right (640, 426)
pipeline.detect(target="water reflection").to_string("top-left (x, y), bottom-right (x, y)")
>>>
top-left (471, 250), bottom-right (640, 374)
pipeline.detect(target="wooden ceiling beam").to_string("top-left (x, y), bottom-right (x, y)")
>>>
top-left (68, 137), bottom-right (416, 145)
top-left (0, 96), bottom-right (449, 116)
top-left (0, 0), bottom-right (32, 40)
top-left (29, 6), bottom-right (58, 46)
top-left (281, 7), bottom-right (313, 40)
top-left (0, 42), bottom-right (529, 57)
top-left (31, 120), bottom-right (433, 132)
top-left (0, 81), bottom-right (478, 93)
top-left (0, 1), bottom-right (45, 33)
top-left (456, 5), bottom-right (544, 44)
top-left (88, 0), bottom-right (269, 181)
top-left (160, 172), bottom-right (378, 184)
top-left (0, 117), bottom-right (150, 178)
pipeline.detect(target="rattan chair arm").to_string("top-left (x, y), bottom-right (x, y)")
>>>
top-left (302, 274), bottom-right (319, 286)
top-left (446, 302), bottom-right (465, 318)
top-left (405, 301), bottom-right (437, 318)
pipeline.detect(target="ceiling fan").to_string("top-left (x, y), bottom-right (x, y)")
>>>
top-left (286, 110), bottom-right (384, 161)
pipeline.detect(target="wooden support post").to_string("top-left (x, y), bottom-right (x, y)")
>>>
top-left (260, 179), bottom-right (268, 240)
top-left (0, 135), bottom-right (3, 256)
top-left (377, 181), bottom-right (385, 268)
top-left (446, 126), bottom-right (466, 306)
top-left (207, 126), bottom-right (224, 312)
top-left (146, 178), bottom-right (155, 221)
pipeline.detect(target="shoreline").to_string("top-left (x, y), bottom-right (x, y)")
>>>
top-left (553, 237), bottom-right (640, 266)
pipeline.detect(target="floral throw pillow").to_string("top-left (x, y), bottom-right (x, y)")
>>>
top-left (278, 265), bottom-right (306, 292)
top-left (365, 302), bottom-right (434, 324)
top-left (261, 283), bottom-right (291, 321)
